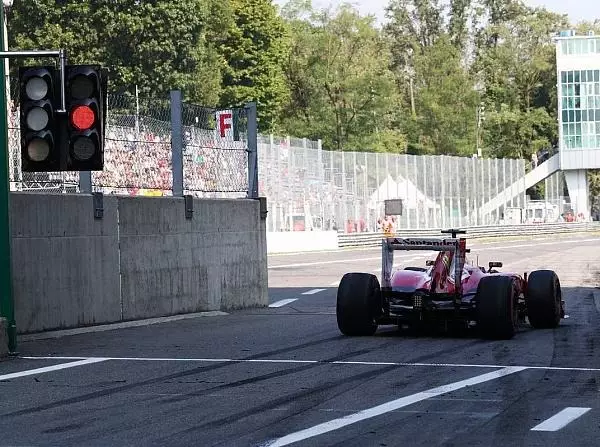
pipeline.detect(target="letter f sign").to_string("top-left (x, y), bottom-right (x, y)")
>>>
top-left (219, 112), bottom-right (232, 138)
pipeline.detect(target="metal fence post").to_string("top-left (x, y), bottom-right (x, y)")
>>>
top-left (317, 139), bottom-right (324, 227)
top-left (341, 150), bottom-right (347, 229)
top-left (246, 102), bottom-right (258, 199)
top-left (170, 90), bottom-right (183, 197)
top-left (78, 171), bottom-right (92, 194)
top-left (353, 151), bottom-right (358, 221)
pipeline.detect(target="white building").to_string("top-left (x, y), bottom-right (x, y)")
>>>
top-left (555, 30), bottom-right (600, 218)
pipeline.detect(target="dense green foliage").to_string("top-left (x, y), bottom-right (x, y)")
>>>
top-left (5, 0), bottom-right (597, 160)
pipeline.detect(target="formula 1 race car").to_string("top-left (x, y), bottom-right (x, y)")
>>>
top-left (336, 229), bottom-right (565, 340)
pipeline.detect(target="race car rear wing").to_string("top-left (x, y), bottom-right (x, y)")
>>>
top-left (381, 236), bottom-right (467, 293)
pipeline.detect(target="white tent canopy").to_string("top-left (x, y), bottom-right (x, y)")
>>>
top-left (368, 175), bottom-right (439, 210)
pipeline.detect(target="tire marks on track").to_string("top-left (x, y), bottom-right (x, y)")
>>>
top-left (155, 364), bottom-right (401, 444)
top-left (0, 335), bottom-right (345, 418)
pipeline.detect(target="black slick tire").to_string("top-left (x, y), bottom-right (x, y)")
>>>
top-left (336, 273), bottom-right (381, 336)
top-left (476, 276), bottom-right (517, 340)
top-left (526, 270), bottom-right (561, 329)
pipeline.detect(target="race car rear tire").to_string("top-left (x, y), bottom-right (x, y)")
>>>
top-left (476, 276), bottom-right (517, 340)
top-left (526, 270), bottom-right (561, 329)
top-left (336, 273), bottom-right (381, 336)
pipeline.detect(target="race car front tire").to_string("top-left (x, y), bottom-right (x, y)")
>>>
top-left (336, 273), bottom-right (381, 336)
top-left (476, 276), bottom-right (517, 340)
top-left (526, 269), bottom-right (561, 329)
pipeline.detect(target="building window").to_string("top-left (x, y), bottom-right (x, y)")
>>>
top-left (560, 69), bottom-right (600, 150)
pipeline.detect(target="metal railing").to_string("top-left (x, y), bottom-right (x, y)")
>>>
top-left (337, 222), bottom-right (600, 248)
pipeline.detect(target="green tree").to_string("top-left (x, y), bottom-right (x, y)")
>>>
top-left (413, 35), bottom-right (480, 155)
top-left (280, 2), bottom-right (400, 152)
top-left (9, 0), bottom-right (226, 105)
top-left (384, 0), bottom-right (479, 155)
top-left (216, 0), bottom-right (291, 131)
top-left (473, 2), bottom-right (568, 158)
top-left (448, 0), bottom-right (471, 51)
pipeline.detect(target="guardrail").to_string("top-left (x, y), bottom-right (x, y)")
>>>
top-left (338, 222), bottom-right (600, 248)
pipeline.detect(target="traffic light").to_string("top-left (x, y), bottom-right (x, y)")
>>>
top-left (64, 64), bottom-right (107, 170)
top-left (19, 64), bottom-right (107, 172)
top-left (19, 66), bottom-right (61, 172)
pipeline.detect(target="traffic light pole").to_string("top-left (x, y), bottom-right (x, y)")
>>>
top-left (0, 49), bottom-right (67, 112)
top-left (0, 35), bottom-right (67, 353)
top-left (0, 4), bottom-right (15, 353)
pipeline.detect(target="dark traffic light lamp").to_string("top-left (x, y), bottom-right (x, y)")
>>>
top-left (19, 67), bottom-right (61, 172)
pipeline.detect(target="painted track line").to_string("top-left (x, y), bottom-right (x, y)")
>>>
top-left (0, 358), bottom-right (107, 382)
top-left (269, 299), bottom-right (298, 308)
top-left (268, 237), bottom-right (600, 270)
top-left (531, 407), bottom-right (592, 431)
top-left (302, 289), bottom-right (326, 295)
top-left (262, 366), bottom-right (526, 446)
top-left (19, 356), bottom-right (600, 373)
top-left (269, 257), bottom-right (381, 269)
top-left (269, 253), bottom-right (435, 270)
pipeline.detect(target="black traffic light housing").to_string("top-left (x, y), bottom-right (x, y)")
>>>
top-left (19, 66), bottom-right (61, 172)
top-left (18, 64), bottom-right (107, 172)
top-left (64, 64), bottom-right (107, 171)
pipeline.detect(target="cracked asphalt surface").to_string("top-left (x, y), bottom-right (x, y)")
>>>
top-left (1, 232), bottom-right (600, 446)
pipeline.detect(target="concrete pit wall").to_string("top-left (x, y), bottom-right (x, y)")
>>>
top-left (10, 193), bottom-right (268, 334)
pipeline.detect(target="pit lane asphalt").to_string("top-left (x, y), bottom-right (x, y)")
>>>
top-left (1, 233), bottom-right (600, 446)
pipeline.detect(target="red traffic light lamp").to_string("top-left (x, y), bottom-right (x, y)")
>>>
top-left (70, 104), bottom-right (95, 130)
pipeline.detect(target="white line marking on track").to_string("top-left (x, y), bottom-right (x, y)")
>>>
top-left (269, 257), bottom-right (381, 269)
top-left (262, 366), bottom-right (526, 446)
top-left (267, 237), bottom-right (600, 269)
top-left (269, 253), bottom-right (433, 270)
top-left (0, 358), bottom-right (107, 382)
top-left (302, 289), bottom-right (326, 295)
top-left (531, 407), bottom-right (591, 431)
top-left (268, 299), bottom-right (298, 308)
top-left (329, 281), bottom-right (340, 287)
top-left (19, 356), bottom-right (600, 373)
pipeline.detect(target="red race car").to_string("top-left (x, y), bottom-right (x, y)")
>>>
top-left (336, 229), bottom-right (565, 340)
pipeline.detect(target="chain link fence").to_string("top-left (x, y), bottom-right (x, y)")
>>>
top-left (8, 76), bottom-right (252, 198)
top-left (91, 94), bottom-right (173, 196)
top-left (257, 135), bottom-right (568, 232)
top-left (181, 103), bottom-right (249, 198)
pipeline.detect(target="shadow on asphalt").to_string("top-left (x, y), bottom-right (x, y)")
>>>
top-left (276, 285), bottom-right (590, 341)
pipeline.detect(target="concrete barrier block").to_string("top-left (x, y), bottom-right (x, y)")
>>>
top-left (11, 193), bottom-right (268, 332)
top-left (119, 196), bottom-right (267, 318)
top-left (11, 193), bottom-right (121, 333)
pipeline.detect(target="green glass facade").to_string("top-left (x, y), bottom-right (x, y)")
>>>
top-left (560, 38), bottom-right (600, 56)
top-left (560, 69), bottom-right (600, 150)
